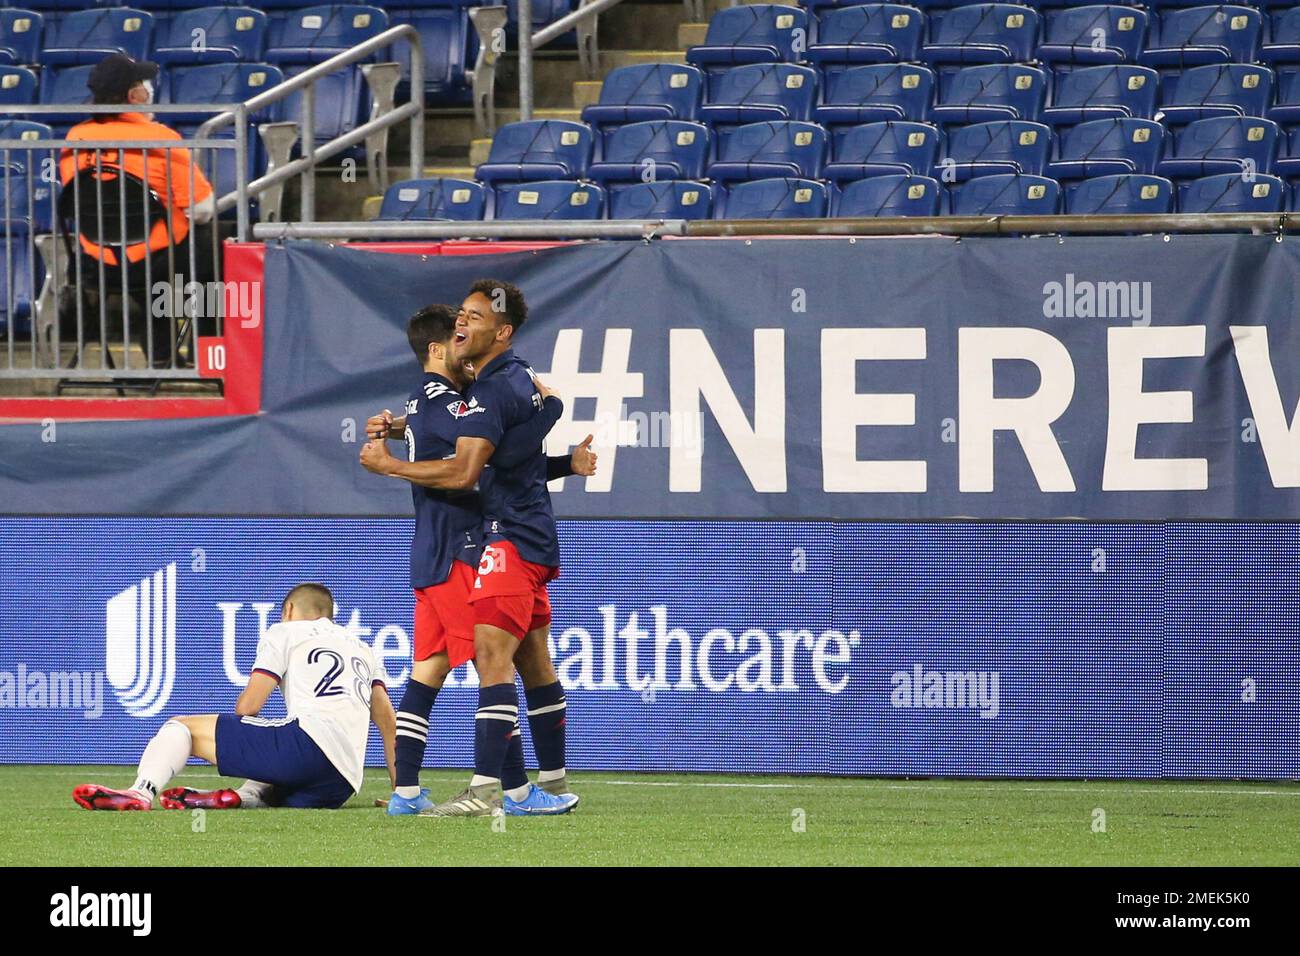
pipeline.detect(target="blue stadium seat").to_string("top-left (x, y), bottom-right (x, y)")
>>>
top-left (1038, 6), bottom-right (1149, 66)
top-left (1140, 7), bottom-right (1262, 67)
top-left (716, 176), bottom-right (828, 218)
top-left (1064, 172), bottom-right (1174, 212)
top-left (0, 10), bottom-right (44, 67)
top-left (937, 119), bottom-right (1052, 180)
top-left (1, 164), bottom-right (57, 234)
top-left (824, 120), bottom-right (941, 180)
top-left (41, 8), bottom-right (155, 67)
top-left (582, 64), bottom-right (704, 127)
top-left (1276, 124), bottom-right (1300, 176)
top-left (1049, 117), bottom-right (1165, 178)
top-left (607, 180), bottom-right (715, 220)
top-left (921, 4), bottom-right (1041, 66)
top-left (1177, 171), bottom-right (1285, 211)
top-left (686, 5), bottom-right (810, 71)
top-left (834, 172), bottom-right (944, 216)
top-left (384, 1), bottom-right (478, 105)
top-left (377, 177), bottom-right (485, 221)
top-left (1157, 115), bottom-right (1279, 177)
top-left (587, 120), bottom-right (711, 184)
top-left (814, 64), bottom-right (936, 126)
top-left (492, 180), bottom-right (604, 220)
top-left (950, 172), bottom-right (1061, 215)
top-left (0, 65), bottom-right (37, 111)
top-left (1260, 9), bottom-right (1300, 67)
top-left (930, 64), bottom-right (1047, 123)
top-left (806, 5), bottom-right (926, 69)
top-left (0, 122), bottom-right (53, 188)
top-left (162, 62), bottom-right (284, 123)
top-left (706, 120), bottom-right (825, 182)
top-left (0, 230), bottom-right (40, 334)
top-left (698, 63), bottom-right (818, 125)
top-left (264, 4), bottom-right (387, 64)
top-left (1158, 63), bottom-right (1273, 124)
top-left (37, 64), bottom-right (94, 133)
top-left (1042, 65), bottom-right (1159, 125)
top-left (152, 6), bottom-right (268, 65)
top-left (1268, 68), bottom-right (1300, 123)
top-left (476, 120), bottom-right (593, 185)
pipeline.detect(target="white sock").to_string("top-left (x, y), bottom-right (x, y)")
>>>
top-left (236, 780), bottom-right (274, 809)
top-left (505, 783), bottom-right (532, 802)
top-left (396, 786), bottom-right (421, 799)
top-left (131, 719), bottom-right (192, 802)
top-left (538, 768), bottom-right (567, 783)
top-left (469, 774), bottom-right (500, 789)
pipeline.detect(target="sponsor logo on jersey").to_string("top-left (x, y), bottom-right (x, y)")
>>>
top-left (447, 397), bottom-right (486, 419)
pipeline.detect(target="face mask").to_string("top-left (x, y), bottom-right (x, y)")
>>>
top-left (140, 80), bottom-right (154, 103)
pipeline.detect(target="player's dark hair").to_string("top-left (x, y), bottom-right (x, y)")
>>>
top-left (407, 304), bottom-right (459, 364)
top-left (283, 582), bottom-right (334, 619)
top-left (468, 278), bottom-right (527, 336)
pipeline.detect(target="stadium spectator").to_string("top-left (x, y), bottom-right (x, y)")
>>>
top-left (57, 53), bottom-right (219, 368)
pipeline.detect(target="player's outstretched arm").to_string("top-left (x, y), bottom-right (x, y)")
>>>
top-left (360, 435), bottom-right (495, 490)
top-left (369, 684), bottom-right (398, 791)
top-left (235, 672), bottom-right (278, 717)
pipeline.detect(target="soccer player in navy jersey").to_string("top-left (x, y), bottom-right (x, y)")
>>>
top-left (360, 303), bottom-right (593, 816)
top-left (359, 280), bottom-right (576, 816)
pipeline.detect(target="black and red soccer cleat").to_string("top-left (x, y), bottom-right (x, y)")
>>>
top-left (159, 787), bottom-right (242, 810)
top-left (72, 784), bottom-right (151, 811)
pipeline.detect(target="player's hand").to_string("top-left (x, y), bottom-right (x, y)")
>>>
top-left (366, 409), bottom-right (394, 441)
top-left (570, 434), bottom-right (597, 477)
top-left (533, 374), bottom-right (559, 402)
top-left (360, 438), bottom-right (398, 475)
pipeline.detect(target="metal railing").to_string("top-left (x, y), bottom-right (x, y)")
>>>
top-left (518, 0), bottom-right (634, 123)
top-left (198, 22), bottom-right (424, 230)
top-left (1, 25), bottom-right (424, 391)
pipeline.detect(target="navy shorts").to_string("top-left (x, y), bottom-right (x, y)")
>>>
top-left (215, 715), bottom-right (354, 809)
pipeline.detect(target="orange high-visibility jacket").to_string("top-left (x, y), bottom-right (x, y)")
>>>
top-left (58, 112), bottom-right (215, 267)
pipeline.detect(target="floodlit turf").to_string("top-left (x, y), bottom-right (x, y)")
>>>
top-left (3, 766), bottom-right (1299, 866)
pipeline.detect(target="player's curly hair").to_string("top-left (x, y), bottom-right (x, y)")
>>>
top-left (407, 304), bottom-right (458, 364)
top-left (468, 278), bottom-right (528, 336)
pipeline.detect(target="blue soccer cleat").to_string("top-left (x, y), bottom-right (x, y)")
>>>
top-left (503, 783), bottom-right (580, 816)
top-left (386, 787), bottom-right (434, 816)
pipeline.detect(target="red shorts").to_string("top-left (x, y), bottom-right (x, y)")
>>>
top-left (466, 539), bottom-right (559, 640)
top-left (413, 560), bottom-right (478, 668)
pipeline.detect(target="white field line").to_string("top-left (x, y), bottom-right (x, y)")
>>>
top-left (30, 769), bottom-right (1300, 798)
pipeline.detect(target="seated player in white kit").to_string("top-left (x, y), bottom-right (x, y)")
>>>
top-left (73, 582), bottom-right (396, 811)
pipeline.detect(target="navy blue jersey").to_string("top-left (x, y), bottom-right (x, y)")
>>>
top-left (405, 372), bottom-right (482, 589)
top-left (460, 349), bottom-right (562, 567)
top-left (404, 372), bottom-right (563, 588)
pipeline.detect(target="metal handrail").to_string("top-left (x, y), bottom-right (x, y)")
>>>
top-left (253, 219), bottom-right (684, 240)
top-left (197, 23), bottom-right (424, 235)
top-left (250, 212), bottom-right (1300, 242)
top-left (519, 0), bottom-right (633, 121)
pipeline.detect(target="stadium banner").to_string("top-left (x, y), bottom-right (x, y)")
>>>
top-left (3, 236), bottom-right (1300, 517)
top-left (0, 515), bottom-right (1295, 778)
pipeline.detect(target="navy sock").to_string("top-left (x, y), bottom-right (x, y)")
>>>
top-left (500, 718), bottom-right (528, 793)
top-left (525, 681), bottom-right (567, 773)
top-left (395, 678), bottom-right (439, 789)
top-left (474, 683), bottom-right (518, 782)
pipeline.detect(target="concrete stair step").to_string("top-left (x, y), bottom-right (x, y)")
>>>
top-left (602, 2), bottom-right (691, 50)
top-left (362, 194), bottom-right (383, 220)
top-left (469, 138), bottom-right (492, 168)
top-left (704, 0), bottom-right (772, 15)
top-left (422, 164), bottom-right (477, 180)
top-left (572, 79), bottom-right (603, 109)
top-left (599, 49), bottom-right (688, 72)
top-left (678, 22), bottom-right (708, 48)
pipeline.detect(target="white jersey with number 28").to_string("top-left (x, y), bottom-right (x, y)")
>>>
top-left (250, 618), bottom-right (381, 792)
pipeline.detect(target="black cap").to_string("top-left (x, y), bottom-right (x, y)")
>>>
top-left (86, 53), bottom-right (159, 103)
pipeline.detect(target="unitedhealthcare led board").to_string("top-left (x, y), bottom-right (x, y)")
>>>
top-left (1, 517), bottom-right (1295, 778)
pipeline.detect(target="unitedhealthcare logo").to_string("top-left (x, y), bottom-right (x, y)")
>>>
top-left (104, 563), bottom-right (177, 718)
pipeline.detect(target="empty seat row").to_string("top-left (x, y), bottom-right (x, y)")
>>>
top-left (375, 171), bottom-right (1295, 222)
top-left (687, 3), bottom-right (1300, 71)
top-left (475, 115), bottom-right (1287, 187)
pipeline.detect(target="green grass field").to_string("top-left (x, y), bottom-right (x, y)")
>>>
top-left (3, 766), bottom-right (1299, 866)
